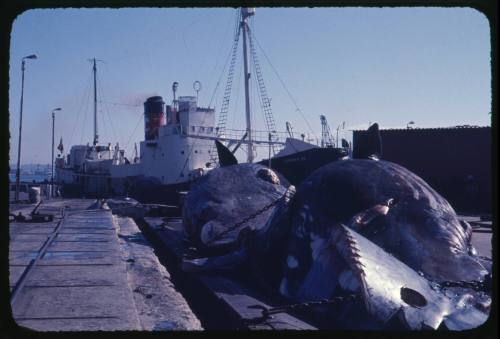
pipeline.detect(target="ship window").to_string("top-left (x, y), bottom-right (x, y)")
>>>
top-left (199, 127), bottom-right (205, 133)
top-left (191, 126), bottom-right (195, 132)
top-left (181, 150), bottom-right (185, 154)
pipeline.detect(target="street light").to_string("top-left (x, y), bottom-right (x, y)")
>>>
top-left (15, 54), bottom-right (38, 202)
top-left (407, 121), bottom-right (415, 129)
top-left (51, 108), bottom-right (62, 198)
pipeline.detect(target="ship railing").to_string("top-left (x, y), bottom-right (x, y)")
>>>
top-left (186, 128), bottom-right (320, 147)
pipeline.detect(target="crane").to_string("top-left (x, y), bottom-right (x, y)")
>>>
top-left (320, 115), bottom-right (335, 148)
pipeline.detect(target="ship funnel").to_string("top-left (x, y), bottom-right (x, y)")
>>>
top-left (144, 96), bottom-right (165, 140)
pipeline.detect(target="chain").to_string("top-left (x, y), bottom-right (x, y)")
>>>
top-left (204, 187), bottom-right (292, 246)
top-left (439, 274), bottom-right (492, 292)
top-left (244, 294), bottom-right (361, 326)
top-left (242, 273), bottom-right (493, 327)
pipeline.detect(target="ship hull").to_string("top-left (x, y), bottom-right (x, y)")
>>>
top-left (259, 147), bottom-right (348, 185)
top-left (58, 148), bottom-right (347, 205)
top-left (128, 178), bottom-right (190, 206)
top-left (58, 174), bottom-right (190, 206)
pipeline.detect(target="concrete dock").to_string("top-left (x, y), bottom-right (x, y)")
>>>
top-left (9, 199), bottom-right (201, 331)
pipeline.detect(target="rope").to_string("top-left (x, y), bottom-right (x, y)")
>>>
top-left (79, 80), bottom-right (92, 145)
top-left (204, 9), bottom-right (237, 107)
top-left (98, 105), bottom-right (108, 144)
top-left (229, 55), bottom-right (243, 133)
top-left (96, 72), bottom-right (118, 143)
top-left (98, 100), bottom-right (141, 108)
top-left (68, 71), bottom-right (92, 147)
top-left (207, 47), bottom-right (233, 109)
top-left (177, 9), bottom-right (242, 177)
top-left (124, 113), bottom-right (144, 151)
top-left (252, 34), bottom-right (315, 135)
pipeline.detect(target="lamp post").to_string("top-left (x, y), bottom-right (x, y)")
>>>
top-left (51, 108), bottom-right (62, 198)
top-left (15, 54), bottom-right (38, 202)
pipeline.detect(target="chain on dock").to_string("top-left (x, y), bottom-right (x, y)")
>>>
top-left (243, 294), bottom-right (362, 326)
top-left (241, 272), bottom-right (493, 327)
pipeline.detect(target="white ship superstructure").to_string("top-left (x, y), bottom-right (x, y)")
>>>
top-left (134, 95), bottom-right (215, 185)
top-left (108, 94), bottom-right (215, 197)
top-left (55, 57), bottom-right (215, 199)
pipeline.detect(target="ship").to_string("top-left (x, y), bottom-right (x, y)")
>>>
top-left (56, 74), bottom-right (216, 205)
top-left (56, 8), bottom-right (349, 205)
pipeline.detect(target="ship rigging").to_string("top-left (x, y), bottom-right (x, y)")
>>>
top-left (55, 8), bottom-right (349, 204)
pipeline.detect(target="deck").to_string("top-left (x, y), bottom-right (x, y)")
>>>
top-left (8, 199), bottom-right (201, 331)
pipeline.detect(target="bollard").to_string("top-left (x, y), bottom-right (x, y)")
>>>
top-left (28, 187), bottom-right (41, 204)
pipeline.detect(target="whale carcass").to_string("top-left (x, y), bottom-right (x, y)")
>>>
top-left (274, 159), bottom-right (491, 329)
top-left (180, 143), bottom-right (491, 330)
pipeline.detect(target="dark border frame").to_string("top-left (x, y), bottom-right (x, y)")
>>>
top-left (1, 1), bottom-right (497, 339)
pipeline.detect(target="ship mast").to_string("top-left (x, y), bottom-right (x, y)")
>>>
top-left (241, 8), bottom-right (255, 163)
top-left (91, 58), bottom-right (99, 146)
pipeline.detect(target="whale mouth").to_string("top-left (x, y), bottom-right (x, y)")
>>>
top-left (200, 220), bottom-right (235, 247)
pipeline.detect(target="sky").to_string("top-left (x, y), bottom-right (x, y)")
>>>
top-left (9, 7), bottom-right (491, 165)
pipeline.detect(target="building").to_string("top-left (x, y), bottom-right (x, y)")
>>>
top-left (352, 126), bottom-right (492, 213)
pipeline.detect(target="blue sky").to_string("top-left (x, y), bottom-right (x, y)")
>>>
top-left (9, 7), bottom-right (491, 164)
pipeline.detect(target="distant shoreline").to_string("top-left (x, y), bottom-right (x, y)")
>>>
top-left (9, 174), bottom-right (50, 183)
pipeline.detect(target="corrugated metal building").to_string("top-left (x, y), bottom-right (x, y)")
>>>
top-left (352, 126), bottom-right (492, 213)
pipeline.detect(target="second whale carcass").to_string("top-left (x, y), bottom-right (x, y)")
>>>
top-left (273, 159), bottom-right (491, 330)
top-left (180, 143), bottom-right (491, 330)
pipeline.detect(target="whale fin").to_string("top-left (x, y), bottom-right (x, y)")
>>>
top-left (353, 123), bottom-right (382, 160)
top-left (215, 140), bottom-right (238, 167)
top-left (341, 138), bottom-right (350, 148)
